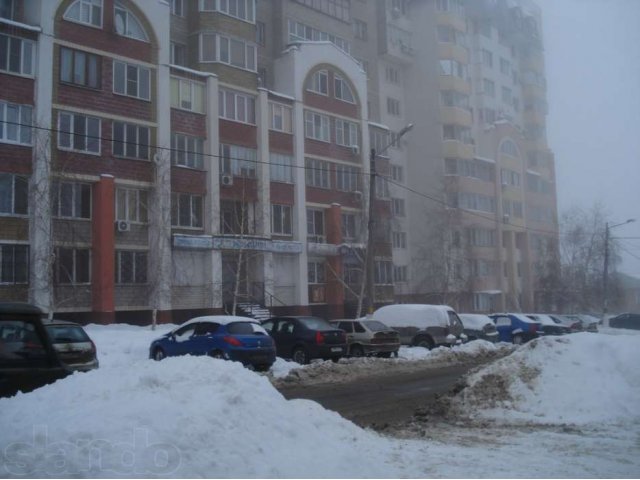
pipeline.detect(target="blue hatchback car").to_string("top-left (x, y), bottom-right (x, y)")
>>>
top-left (149, 315), bottom-right (276, 371)
top-left (489, 313), bottom-right (543, 344)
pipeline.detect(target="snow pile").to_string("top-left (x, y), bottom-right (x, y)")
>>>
top-left (453, 333), bottom-right (640, 425)
top-left (0, 356), bottom-right (423, 478)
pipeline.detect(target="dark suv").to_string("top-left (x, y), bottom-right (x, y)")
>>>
top-left (0, 303), bottom-right (70, 397)
top-left (261, 316), bottom-right (347, 364)
top-left (609, 313), bottom-right (640, 330)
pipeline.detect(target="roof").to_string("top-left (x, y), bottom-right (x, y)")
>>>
top-left (43, 319), bottom-right (82, 327)
top-left (0, 302), bottom-right (43, 316)
top-left (180, 315), bottom-right (258, 329)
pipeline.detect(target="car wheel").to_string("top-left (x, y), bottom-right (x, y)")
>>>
top-left (392, 350), bottom-right (399, 358)
top-left (378, 352), bottom-right (392, 358)
top-left (512, 334), bottom-right (524, 345)
top-left (415, 336), bottom-right (434, 350)
top-left (292, 347), bottom-right (309, 365)
top-left (209, 350), bottom-right (225, 359)
top-left (153, 348), bottom-right (165, 361)
top-left (350, 345), bottom-right (365, 357)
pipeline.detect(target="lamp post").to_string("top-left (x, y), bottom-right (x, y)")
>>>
top-left (603, 218), bottom-right (635, 319)
top-left (365, 123), bottom-right (413, 315)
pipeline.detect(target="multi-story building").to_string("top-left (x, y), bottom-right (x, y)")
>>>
top-left (0, 0), bottom-right (558, 323)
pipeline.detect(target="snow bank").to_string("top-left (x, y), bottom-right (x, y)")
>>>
top-left (0, 356), bottom-right (423, 478)
top-left (455, 333), bottom-right (640, 425)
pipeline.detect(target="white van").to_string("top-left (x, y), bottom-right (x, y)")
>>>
top-left (372, 304), bottom-right (466, 349)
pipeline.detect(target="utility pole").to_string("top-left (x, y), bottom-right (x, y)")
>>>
top-left (364, 124), bottom-right (413, 315)
top-left (602, 218), bottom-right (635, 320)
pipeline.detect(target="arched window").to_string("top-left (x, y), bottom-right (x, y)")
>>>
top-left (334, 74), bottom-right (355, 103)
top-left (64, 0), bottom-right (103, 28)
top-left (499, 139), bottom-right (519, 157)
top-left (306, 70), bottom-right (328, 95)
top-left (114, 1), bottom-right (148, 42)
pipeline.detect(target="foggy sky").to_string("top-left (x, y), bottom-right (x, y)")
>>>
top-left (540, 0), bottom-right (640, 275)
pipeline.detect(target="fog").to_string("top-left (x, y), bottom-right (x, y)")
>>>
top-left (541, 0), bottom-right (640, 274)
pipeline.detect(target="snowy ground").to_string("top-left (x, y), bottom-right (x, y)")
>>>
top-left (0, 324), bottom-right (639, 478)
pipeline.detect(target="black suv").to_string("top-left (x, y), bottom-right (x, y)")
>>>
top-left (0, 303), bottom-right (70, 397)
top-left (261, 316), bottom-right (347, 364)
top-left (609, 313), bottom-right (640, 330)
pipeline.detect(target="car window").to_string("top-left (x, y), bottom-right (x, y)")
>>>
top-left (0, 320), bottom-right (48, 364)
top-left (298, 317), bottom-right (334, 331)
top-left (262, 320), bottom-right (275, 332)
top-left (338, 322), bottom-right (354, 333)
top-left (227, 322), bottom-right (265, 335)
top-left (194, 323), bottom-right (219, 336)
top-left (495, 317), bottom-right (511, 327)
top-left (447, 311), bottom-right (463, 328)
top-left (45, 325), bottom-right (90, 343)
top-left (353, 322), bottom-right (366, 333)
top-left (362, 320), bottom-right (389, 332)
top-left (277, 321), bottom-right (295, 334)
top-left (174, 324), bottom-right (195, 340)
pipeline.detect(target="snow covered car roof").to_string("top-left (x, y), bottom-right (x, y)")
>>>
top-left (524, 314), bottom-right (558, 326)
top-left (459, 313), bottom-right (494, 329)
top-left (178, 315), bottom-right (259, 329)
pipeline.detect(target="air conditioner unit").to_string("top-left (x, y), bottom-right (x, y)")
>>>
top-left (350, 145), bottom-right (359, 156)
top-left (116, 220), bottom-right (130, 232)
top-left (221, 174), bottom-right (234, 186)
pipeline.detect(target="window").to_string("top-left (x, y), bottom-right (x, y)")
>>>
top-left (375, 176), bottom-right (390, 199)
top-left (500, 57), bottom-right (510, 75)
top-left (503, 199), bottom-right (523, 218)
top-left (270, 153), bottom-right (294, 183)
top-left (436, 0), bottom-right (464, 14)
top-left (113, 61), bottom-right (150, 100)
top-left (288, 19), bottom-right (350, 54)
top-left (500, 139), bottom-right (519, 157)
top-left (334, 75), bottom-right (355, 103)
top-left (370, 130), bottom-right (390, 156)
top-left (0, 34), bottom-right (34, 76)
top-left (0, 102), bottom-right (32, 146)
top-left (391, 165), bottom-right (403, 182)
top-left (304, 111), bottom-right (330, 142)
top-left (58, 112), bottom-right (100, 154)
top-left (471, 259), bottom-right (496, 277)
top-left (335, 165), bottom-right (359, 192)
top-left (220, 200), bottom-right (256, 235)
top-left (220, 144), bottom-right (257, 178)
top-left (335, 119), bottom-right (358, 147)
top-left (63, 0), bottom-right (102, 28)
top-left (272, 204), bottom-right (292, 235)
top-left (172, 133), bottom-right (204, 169)
top-left (481, 49), bottom-right (493, 68)
top-left (307, 209), bottom-right (325, 243)
top-left (52, 181), bottom-right (91, 219)
top-left (116, 187), bottom-right (147, 223)
top-left (440, 90), bottom-right (469, 109)
top-left (256, 21), bottom-right (266, 45)
top-left (502, 86), bottom-right (512, 106)
top-left (171, 0), bottom-right (184, 16)
top-left (112, 121), bottom-right (149, 160)
top-left (449, 192), bottom-right (496, 213)
top-left (294, 0), bottom-right (350, 22)
top-left (473, 292), bottom-right (495, 311)
top-left (0, 244), bottom-right (28, 284)
top-left (0, 0), bottom-right (15, 20)
top-left (392, 198), bottom-right (405, 217)
top-left (170, 77), bottom-right (205, 113)
top-left (269, 103), bottom-right (292, 133)
top-left (305, 158), bottom-right (331, 189)
top-left (115, 250), bottom-right (147, 284)
top-left (60, 47), bottom-right (100, 89)
top-left (439, 59), bottom-right (466, 78)
top-left (114, 2), bottom-right (148, 41)
top-left (341, 213), bottom-right (358, 241)
top-left (482, 78), bottom-right (495, 97)
top-left (307, 70), bottom-right (328, 95)
top-left (218, 89), bottom-right (256, 124)
top-left (200, 33), bottom-right (256, 71)
top-left (443, 125), bottom-right (473, 144)
top-left (392, 231), bottom-right (407, 249)
top-left (171, 193), bottom-right (203, 228)
top-left (170, 42), bottom-right (187, 66)
top-left (385, 67), bottom-right (400, 84)
top-left (308, 260), bottom-right (325, 285)
top-left (500, 168), bottom-right (521, 187)
top-left (444, 158), bottom-right (494, 181)
top-left (393, 265), bottom-right (407, 283)
top-left (200, 0), bottom-right (256, 23)
top-left (54, 248), bottom-right (90, 284)
top-left (353, 19), bottom-right (367, 40)
top-left (480, 108), bottom-right (496, 124)
top-left (374, 261), bottom-right (393, 285)
top-left (467, 228), bottom-right (496, 247)
top-left (0, 174), bottom-right (28, 215)
top-left (387, 97), bottom-right (401, 116)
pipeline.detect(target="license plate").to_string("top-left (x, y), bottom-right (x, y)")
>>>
top-left (331, 347), bottom-right (343, 353)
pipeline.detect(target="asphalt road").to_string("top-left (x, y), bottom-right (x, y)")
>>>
top-left (276, 363), bottom-right (471, 428)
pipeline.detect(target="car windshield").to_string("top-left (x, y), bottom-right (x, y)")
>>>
top-left (227, 322), bottom-right (267, 335)
top-left (0, 319), bottom-right (47, 363)
top-left (298, 317), bottom-right (334, 331)
top-left (361, 320), bottom-right (389, 332)
top-left (45, 325), bottom-right (90, 343)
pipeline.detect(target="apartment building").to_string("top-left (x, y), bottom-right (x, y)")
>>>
top-left (0, 0), bottom-right (558, 323)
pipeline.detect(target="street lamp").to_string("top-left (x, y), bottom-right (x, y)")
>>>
top-left (603, 218), bottom-right (635, 319)
top-left (365, 123), bottom-right (413, 315)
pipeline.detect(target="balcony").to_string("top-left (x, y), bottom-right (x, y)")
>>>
top-left (440, 106), bottom-right (473, 127)
top-left (438, 75), bottom-right (471, 94)
top-left (442, 140), bottom-right (474, 160)
top-left (437, 11), bottom-right (466, 32)
top-left (438, 43), bottom-right (468, 64)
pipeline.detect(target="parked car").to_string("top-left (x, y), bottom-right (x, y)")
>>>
top-left (609, 313), bottom-right (640, 330)
top-left (489, 313), bottom-right (542, 344)
top-left (0, 303), bottom-right (71, 397)
top-left (524, 314), bottom-right (570, 336)
top-left (44, 320), bottom-right (99, 371)
top-left (261, 316), bottom-right (347, 364)
top-left (149, 315), bottom-right (276, 371)
top-left (577, 314), bottom-right (600, 332)
top-left (372, 304), bottom-right (466, 349)
top-left (458, 314), bottom-right (499, 342)
top-left (551, 314), bottom-right (583, 332)
top-left (330, 318), bottom-right (400, 357)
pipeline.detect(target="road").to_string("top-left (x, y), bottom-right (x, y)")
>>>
top-left (276, 363), bottom-right (472, 428)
